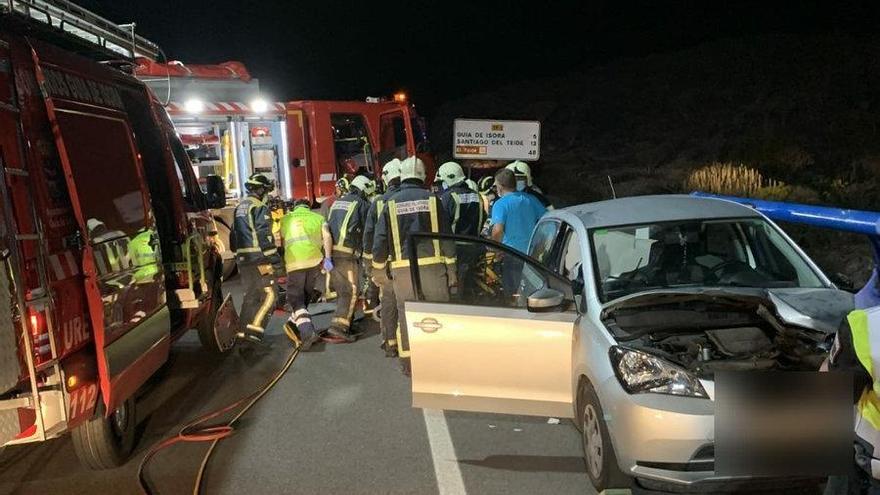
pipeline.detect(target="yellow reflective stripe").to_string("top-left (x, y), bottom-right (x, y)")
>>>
top-left (850, 310), bottom-right (873, 378)
top-left (247, 204), bottom-right (259, 249)
top-left (390, 255), bottom-right (448, 269)
top-left (333, 246), bottom-right (355, 255)
top-left (429, 197), bottom-right (442, 259)
top-left (251, 285), bottom-right (276, 330)
top-left (362, 253), bottom-right (373, 260)
top-left (237, 247), bottom-right (261, 253)
top-left (859, 389), bottom-right (880, 431)
top-left (377, 199), bottom-right (385, 216)
top-left (450, 191), bottom-right (461, 232)
top-left (334, 201), bottom-right (358, 250)
top-left (372, 260), bottom-right (387, 270)
top-left (388, 200), bottom-right (403, 262)
top-left (263, 247), bottom-right (278, 256)
top-left (286, 259), bottom-right (322, 272)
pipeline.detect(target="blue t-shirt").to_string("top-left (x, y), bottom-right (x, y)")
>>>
top-left (490, 191), bottom-right (547, 253)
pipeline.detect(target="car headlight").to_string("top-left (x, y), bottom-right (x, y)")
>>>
top-left (609, 346), bottom-right (708, 398)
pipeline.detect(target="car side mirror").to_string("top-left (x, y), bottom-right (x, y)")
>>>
top-left (204, 175), bottom-right (226, 209)
top-left (527, 287), bottom-right (565, 313)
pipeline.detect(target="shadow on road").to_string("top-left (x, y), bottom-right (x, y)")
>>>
top-left (459, 455), bottom-right (586, 473)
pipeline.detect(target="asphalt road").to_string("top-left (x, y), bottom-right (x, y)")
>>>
top-left (0, 279), bottom-right (591, 495)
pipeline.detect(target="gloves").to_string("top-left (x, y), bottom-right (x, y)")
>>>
top-left (323, 257), bottom-right (334, 272)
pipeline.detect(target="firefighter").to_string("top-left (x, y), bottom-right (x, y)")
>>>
top-left (826, 300), bottom-right (880, 494)
top-left (280, 199), bottom-right (333, 351)
top-left (363, 158), bottom-right (402, 356)
top-left (233, 173), bottom-right (280, 343)
top-left (465, 178), bottom-right (479, 192)
top-left (437, 161), bottom-right (486, 299)
top-left (130, 227), bottom-right (159, 284)
top-left (326, 174), bottom-right (371, 341)
top-left (373, 157), bottom-right (456, 374)
top-left (477, 175), bottom-right (496, 216)
top-left (506, 160), bottom-right (553, 209)
top-left (320, 177), bottom-right (350, 219)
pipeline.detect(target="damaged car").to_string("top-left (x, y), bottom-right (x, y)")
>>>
top-left (404, 195), bottom-right (853, 493)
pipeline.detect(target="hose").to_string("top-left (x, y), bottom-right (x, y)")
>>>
top-left (137, 342), bottom-right (300, 495)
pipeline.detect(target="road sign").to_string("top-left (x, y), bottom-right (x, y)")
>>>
top-left (453, 119), bottom-right (540, 161)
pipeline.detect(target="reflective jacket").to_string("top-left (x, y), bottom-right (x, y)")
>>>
top-left (440, 183), bottom-right (485, 237)
top-left (327, 191), bottom-right (369, 257)
top-left (362, 184), bottom-right (399, 262)
top-left (830, 308), bottom-right (880, 479)
top-left (233, 195), bottom-right (277, 263)
top-left (130, 228), bottom-right (159, 284)
top-left (372, 181), bottom-right (455, 270)
top-left (281, 206), bottom-right (326, 272)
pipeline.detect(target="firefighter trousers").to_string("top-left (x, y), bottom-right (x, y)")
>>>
top-left (391, 263), bottom-right (450, 356)
top-left (286, 266), bottom-right (320, 338)
top-left (238, 260), bottom-right (278, 341)
top-left (329, 255), bottom-right (360, 332)
top-left (372, 267), bottom-right (398, 346)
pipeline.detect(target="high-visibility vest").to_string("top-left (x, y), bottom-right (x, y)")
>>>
top-left (850, 307), bottom-right (880, 478)
top-left (130, 229), bottom-right (159, 283)
top-left (281, 206), bottom-right (325, 272)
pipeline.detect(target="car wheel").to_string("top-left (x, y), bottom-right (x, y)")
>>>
top-left (197, 264), bottom-right (231, 355)
top-left (71, 397), bottom-right (136, 470)
top-left (579, 381), bottom-right (630, 491)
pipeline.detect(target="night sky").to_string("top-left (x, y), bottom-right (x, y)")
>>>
top-left (81, 0), bottom-right (877, 115)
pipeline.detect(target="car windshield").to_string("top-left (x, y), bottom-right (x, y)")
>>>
top-left (591, 217), bottom-right (825, 302)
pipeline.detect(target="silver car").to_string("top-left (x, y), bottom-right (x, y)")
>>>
top-left (404, 195), bottom-right (853, 493)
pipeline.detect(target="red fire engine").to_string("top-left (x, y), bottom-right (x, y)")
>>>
top-left (0, 0), bottom-right (230, 468)
top-left (135, 58), bottom-right (436, 274)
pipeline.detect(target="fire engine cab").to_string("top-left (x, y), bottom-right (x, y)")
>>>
top-left (0, 0), bottom-right (229, 468)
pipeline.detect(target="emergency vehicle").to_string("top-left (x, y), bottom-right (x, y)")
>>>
top-left (135, 60), bottom-right (435, 273)
top-left (0, 0), bottom-right (229, 469)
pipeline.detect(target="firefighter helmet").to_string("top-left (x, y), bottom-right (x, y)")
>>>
top-left (436, 161), bottom-right (465, 188)
top-left (478, 176), bottom-right (495, 194)
top-left (381, 158), bottom-right (402, 183)
top-left (335, 177), bottom-right (350, 194)
top-left (245, 173), bottom-right (275, 192)
top-left (505, 161), bottom-right (533, 187)
top-left (350, 175), bottom-right (372, 194)
top-left (400, 156), bottom-right (426, 182)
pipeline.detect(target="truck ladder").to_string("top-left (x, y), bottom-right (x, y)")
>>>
top-left (0, 155), bottom-right (68, 444)
top-left (0, 0), bottom-right (159, 60)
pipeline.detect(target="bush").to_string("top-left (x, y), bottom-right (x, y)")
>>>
top-left (684, 162), bottom-right (782, 196)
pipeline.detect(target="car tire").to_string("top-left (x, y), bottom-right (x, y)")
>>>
top-left (71, 396), bottom-right (136, 470)
top-left (197, 264), bottom-right (230, 355)
top-left (579, 380), bottom-right (631, 491)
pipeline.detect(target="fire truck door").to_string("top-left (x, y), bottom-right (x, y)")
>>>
top-left (29, 56), bottom-right (170, 413)
top-left (377, 109), bottom-right (409, 165)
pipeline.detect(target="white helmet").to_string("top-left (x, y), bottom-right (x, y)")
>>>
top-left (381, 158), bottom-right (402, 184)
top-left (400, 156), bottom-right (426, 182)
top-left (465, 179), bottom-right (478, 192)
top-left (505, 160), bottom-right (533, 187)
top-left (435, 161), bottom-right (465, 188)
top-left (350, 175), bottom-right (372, 193)
top-left (365, 178), bottom-right (377, 196)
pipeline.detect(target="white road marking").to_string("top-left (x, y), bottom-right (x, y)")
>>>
top-left (422, 408), bottom-right (467, 495)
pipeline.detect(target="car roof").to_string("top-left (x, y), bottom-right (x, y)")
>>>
top-left (558, 194), bottom-right (762, 229)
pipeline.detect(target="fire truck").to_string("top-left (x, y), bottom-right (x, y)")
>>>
top-left (135, 59), bottom-right (435, 274)
top-left (0, 0), bottom-right (230, 468)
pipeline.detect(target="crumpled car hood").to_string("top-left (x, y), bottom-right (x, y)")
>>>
top-left (602, 287), bottom-right (854, 334)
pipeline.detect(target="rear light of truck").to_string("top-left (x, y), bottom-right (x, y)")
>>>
top-left (27, 309), bottom-right (51, 365)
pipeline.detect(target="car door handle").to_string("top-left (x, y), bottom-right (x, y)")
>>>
top-left (413, 317), bottom-right (442, 333)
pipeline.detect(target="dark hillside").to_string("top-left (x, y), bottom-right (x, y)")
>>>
top-left (430, 34), bottom-right (880, 284)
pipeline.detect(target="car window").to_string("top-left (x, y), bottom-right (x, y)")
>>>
top-left (411, 234), bottom-right (573, 310)
top-left (591, 218), bottom-right (825, 302)
top-left (528, 220), bottom-right (560, 266)
top-left (560, 230), bottom-right (582, 282)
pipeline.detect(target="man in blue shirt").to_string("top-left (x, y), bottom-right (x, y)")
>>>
top-left (490, 168), bottom-right (546, 295)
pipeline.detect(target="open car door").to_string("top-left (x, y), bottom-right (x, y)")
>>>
top-left (30, 52), bottom-right (169, 414)
top-left (406, 234), bottom-right (577, 418)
